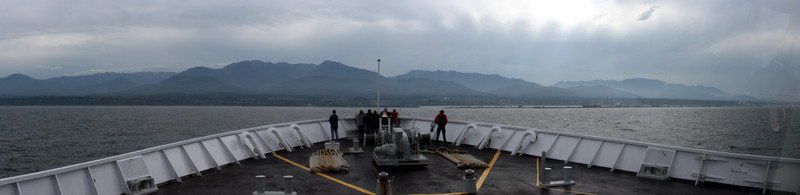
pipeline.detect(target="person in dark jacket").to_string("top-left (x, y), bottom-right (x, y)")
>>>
top-left (356, 110), bottom-right (365, 135)
top-left (433, 110), bottom-right (448, 144)
top-left (371, 110), bottom-right (379, 133)
top-left (329, 110), bottom-right (339, 142)
top-left (365, 109), bottom-right (374, 134)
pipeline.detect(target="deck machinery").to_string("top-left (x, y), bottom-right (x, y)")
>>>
top-left (370, 125), bottom-right (431, 167)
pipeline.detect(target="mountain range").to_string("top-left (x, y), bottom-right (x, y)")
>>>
top-left (0, 60), bottom-right (757, 103)
top-left (552, 79), bottom-right (758, 101)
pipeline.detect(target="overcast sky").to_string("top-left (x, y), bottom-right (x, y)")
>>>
top-left (0, 0), bottom-right (798, 95)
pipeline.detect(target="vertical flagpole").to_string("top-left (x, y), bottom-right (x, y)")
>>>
top-left (377, 59), bottom-right (381, 110)
top-left (377, 59), bottom-right (381, 132)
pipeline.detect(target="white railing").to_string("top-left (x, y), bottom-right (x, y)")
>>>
top-left (0, 118), bottom-right (332, 195)
top-left (394, 116), bottom-right (800, 194)
top-left (1, 116), bottom-right (798, 194)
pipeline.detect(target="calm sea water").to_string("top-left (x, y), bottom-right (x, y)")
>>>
top-left (1, 106), bottom-right (797, 178)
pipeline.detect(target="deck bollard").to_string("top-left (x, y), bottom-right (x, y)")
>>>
top-left (283, 175), bottom-right (294, 194)
top-left (253, 175), bottom-right (296, 195)
top-left (353, 139), bottom-right (361, 151)
top-left (541, 151), bottom-right (547, 170)
top-left (542, 168), bottom-right (552, 184)
top-left (563, 166), bottom-right (572, 182)
top-left (463, 169), bottom-right (477, 194)
top-left (255, 175), bottom-right (266, 194)
top-left (539, 151), bottom-right (547, 184)
top-left (377, 172), bottom-right (393, 195)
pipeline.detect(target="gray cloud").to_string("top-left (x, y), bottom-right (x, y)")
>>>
top-left (638, 6), bottom-right (659, 21)
top-left (0, 0), bottom-right (797, 95)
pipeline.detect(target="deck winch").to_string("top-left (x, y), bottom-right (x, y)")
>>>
top-left (370, 127), bottom-right (431, 167)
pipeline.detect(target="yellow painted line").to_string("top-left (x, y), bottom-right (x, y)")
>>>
top-left (475, 150), bottom-right (502, 190)
top-left (271, 153), bottom-right (310, 171)
top-left (535, 157), bottom-right (599, 195)
top-left (314, 172), bottom-right (375, 195)
top-left (272, 153), bottom-right (375, 195)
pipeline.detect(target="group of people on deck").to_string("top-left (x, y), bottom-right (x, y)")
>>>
top-left (327, 108), bottom-right (449, 143)
top-left (354, 107), bottom-right (398, 135)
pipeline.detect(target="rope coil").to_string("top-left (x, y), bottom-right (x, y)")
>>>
top-left (309, 149), bottom-right (350, 173)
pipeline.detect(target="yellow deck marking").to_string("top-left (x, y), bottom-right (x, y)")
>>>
top-left (535, 157), bottom-right (599, 195)
top-left (272, 153), bottom-right (375, 195)
top-left (475, 150), bottom-right (502, 191)
top-left (271, 153), bottom-right (310, 171)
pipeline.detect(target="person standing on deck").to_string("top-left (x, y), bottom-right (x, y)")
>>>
top-left (434, 110), bottom-right (448, 144)
top-left (356, 110), bottom-right (365, 136)
top-left (329, 110), bottom-right (339, 142)
top-left (390, 109), bottom-right (399, 127)
top-left (365, 109), bottom-right (373, 134)
top-left (380, 107), bottom-right (391, 126)
top-left (372, 110), bottom-right (380, 133)
top-left (365, 109), bottom-right (374, 134)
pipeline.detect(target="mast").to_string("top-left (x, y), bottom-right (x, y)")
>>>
top-left (377, 59), bottom-right (382, 130)
top-left (377, 59), bottom-right (381, 110)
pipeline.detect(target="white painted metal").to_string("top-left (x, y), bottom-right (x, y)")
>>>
top-left (396, 117), bottom-right (800, 193)
top-left (179, 145), bottom-right (202, 177)
top-left (59, 168), bottom-right (95, 195)
top-left (510, 130), bottom-right (537, 155)
top-left (251, 129), bottom-right (276, 153)
top-left (160, 150), bottom-right (183, 183)
top-left (290, 124), bottom-right (313, 148)
top-left (239, 131), bottom-right (265, 158)
top-left (53, 174), bottom-right (63, 195)
top-left (476, 126), bottom-right (502, 149)
top-left (1, 117), bottom-right (799, 194)
top-left (112, 162), bottom-right (133, 195)
top-left (454, 123), bottom-right (478, 146)
top-left (19, 176), bottom-right (59, 195)
top-left (496, 129), bottom-right (518, 151)
top-left (86, 167), bottom-right (99, 195)
top-left (616, 145), bottom-right (648, 173)
top-left (318, 121), bottom-right (328, 140)
top-left (0, 182), bottom-right (14, 195)
top-left (267, 127), bottom-right (293, 152)
top-left (91, 163), bottom-right (125, 195)
top-left (15, 182), bottom-right (21, 195)
top-left (564, 137), bottom-right (583, 164)
top-left (215, 136), bottom-right (240, 166)
top-left (695, 153), bottom-right (709, 185)
top-left (185, 142), bottom-right (217, 172)
top-left (588, 140), bottom-right (605, 168)
top-left (199, 140), bottom-right (222, 171)
top-left (545, 135), bottom-right (561, 156)
top-left (610, 143), bottom-right (626, 172)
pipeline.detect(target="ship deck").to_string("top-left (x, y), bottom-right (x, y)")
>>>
top-left (154, 141), bottom-right (762, 195)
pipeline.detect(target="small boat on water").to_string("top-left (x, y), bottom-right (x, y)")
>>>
top-left (0, 116), bottom-right (797, 194)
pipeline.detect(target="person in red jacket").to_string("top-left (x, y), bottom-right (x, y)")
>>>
top-left (433, 110), bottom-right (448, 144)
top-left (390, 109), bottom-right (399, 127)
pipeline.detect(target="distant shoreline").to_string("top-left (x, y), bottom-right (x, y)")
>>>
top-left (0, 95), bottom-right (763, 107)
top-left (444, 105), bottom-right (758, 109)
